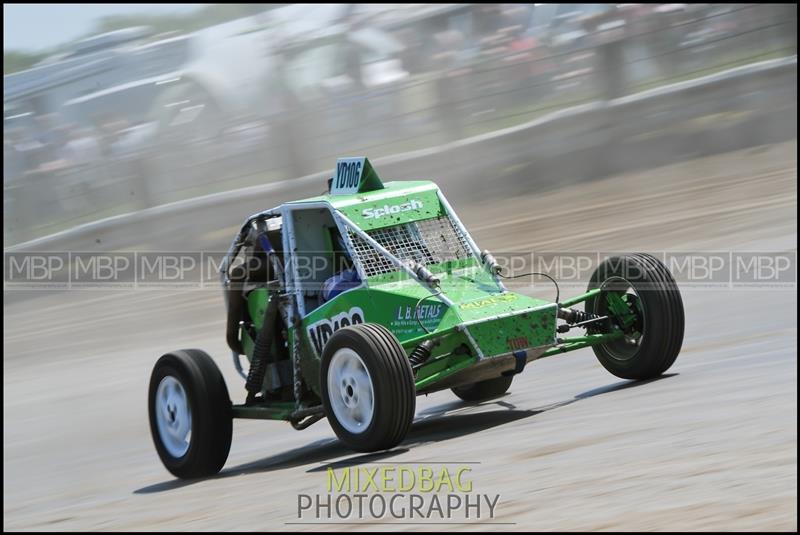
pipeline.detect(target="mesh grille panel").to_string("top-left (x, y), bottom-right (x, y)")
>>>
top-left (346, 215), bottom-right (473, 278)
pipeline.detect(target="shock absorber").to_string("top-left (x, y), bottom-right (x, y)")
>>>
top-left (246, 291), bottom-right (280, 403)
top-left (408, 339), bottom-right (437, 369)
top-left (557, 308), bottom-right (605, 333)
top-left (558, 308), bottom-right (601, 324)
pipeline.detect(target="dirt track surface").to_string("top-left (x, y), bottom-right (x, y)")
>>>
top-left (3, 142), bottom-right (797, 531)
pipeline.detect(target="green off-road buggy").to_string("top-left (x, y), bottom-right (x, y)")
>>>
top-left (148, 158), bottom-right (684, 478)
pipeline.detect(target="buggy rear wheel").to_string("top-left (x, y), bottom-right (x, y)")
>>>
top-left (321, 324), bottom-right (416, 452)
top-left (452, 375), bottom-right (513, 402)
top-left (148, 349), bottom-right (232, 479)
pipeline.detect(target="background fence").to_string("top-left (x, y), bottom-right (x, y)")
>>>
top-left (4, 3), bottom-right (797, 246)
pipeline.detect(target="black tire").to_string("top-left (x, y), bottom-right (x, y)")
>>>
top-left (148, 349), bottom-right (232, 479)
top-left (320, 324), bottom-right (416, 452)
top-left (452, 375), bottom-right (513, 402)
top-left (585, 254), bottom-right (684, 380)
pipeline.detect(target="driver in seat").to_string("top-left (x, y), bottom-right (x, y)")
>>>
top-left (321, 230), bottom-right (361, 303)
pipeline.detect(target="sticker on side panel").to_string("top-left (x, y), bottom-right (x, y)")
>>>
top-left (459, 293), bottom-right (518, 310)
top-left (307, 306), bottom-right (365, 355)
top-left (362, 199), bottom-right (423, 219)
top-left (389, 303), bottom-right (445, 335)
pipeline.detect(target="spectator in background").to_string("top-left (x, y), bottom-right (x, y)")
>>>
top-left (106, 118), bottom-right (154, 208)
top-left (107, 118), bottom-right (138, 160)
top-left (7, 124), bottom-right (43, 178)
top-left (583, 6), bottom-right (629, 100)
top-left (17, 115), bottom-right (72, 217)
top-left (432, 29), bottom-right (470, 142)
top-left (474, 4), bottom-right (507, 47)
top-left (342, 32), bottom-right (366, 93)
top-left (395, 27), bottom-right (425, 76)
top-left (61, 126), bottom-right (101, 169)
top-left (33, 113), bottom-right (70, 168)
top-left (4, 128), bottom-right (32, 186)
top-left (91, 112), bottom-right (121, 162)
top-left (54, 124), bottom-right (99, 214)
top-left (264, 46), bottom-right (308, 179)
top-left (3, 127), bottom-right (33, 236)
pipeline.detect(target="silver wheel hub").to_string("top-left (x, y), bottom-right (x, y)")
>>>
top-left (155, 376), bottom-right (192, 458)
top-left (327, 348), bottom-right (374, 435)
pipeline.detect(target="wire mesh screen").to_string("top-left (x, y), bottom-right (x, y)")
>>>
top-left (346, 215), bottom-right (473, 278)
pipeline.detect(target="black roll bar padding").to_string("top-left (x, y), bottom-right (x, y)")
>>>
top-left (221, 210), bottom-right (284, 350)
top-left (220, 210), bottom-right (276, 282)
top-left (225, 263), bottom-right (248, 355)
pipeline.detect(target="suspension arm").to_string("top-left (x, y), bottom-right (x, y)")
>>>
top-left (539, 331), bottom-right (625, 359)
top-left (558, 288), bottom-right (601, 308)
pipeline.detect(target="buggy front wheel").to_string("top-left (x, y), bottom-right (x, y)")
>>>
top-left (586, 253), bottom-right (684, 380)
top-left (321, 324), bottom-right (416, 452)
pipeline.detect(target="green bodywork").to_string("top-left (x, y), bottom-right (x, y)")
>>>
top-left (241, 255), bottom-right (560, 399)
top-left (288, 179), bottom-right (444, 230)
top-left (297, 262), bottom-right (559, 396)
top-left (232, 162), bottom-right (628, 420)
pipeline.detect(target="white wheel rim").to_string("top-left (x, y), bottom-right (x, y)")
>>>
top-left (155, 376), bottom-right (192, 458)
top-left (327, 348), bottom-right (375, 435)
